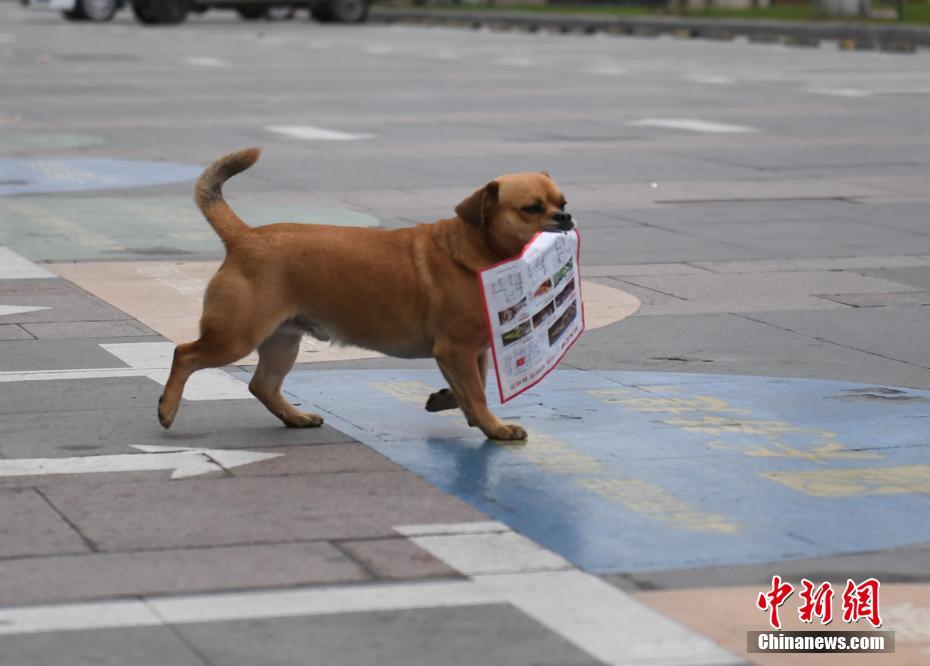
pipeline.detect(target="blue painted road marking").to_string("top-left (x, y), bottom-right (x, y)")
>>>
top-left (0, 158), bottom-right (203, 195)
top-left (232, 368), bottom-right (930, 574)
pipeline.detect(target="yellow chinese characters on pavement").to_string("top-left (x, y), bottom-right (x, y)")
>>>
top-left (764, 466), bottom-right (930, 497)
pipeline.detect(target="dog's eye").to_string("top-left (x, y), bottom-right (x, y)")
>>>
top-left (522, 203), bottom-right (544, 215)
top-left (559, 200), bottom-right (567, 211)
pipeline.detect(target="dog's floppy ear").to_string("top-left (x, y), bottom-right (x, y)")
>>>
top-left (455, 181), bottom-right (499, 228)
top-left (540, 170), bottom-right (551, 179)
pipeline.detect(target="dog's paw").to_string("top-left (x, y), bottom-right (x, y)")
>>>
top-left (284, 412), bottom-right (324, 428)
top-left (157, 395), bottom-right (174, 430)
top-left (486, 423), bottom-right (528, 442)
top-left (425, 388), bottom-right (458, 412)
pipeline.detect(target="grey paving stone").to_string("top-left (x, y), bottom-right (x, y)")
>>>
top-left (21, 319), bottom-right (156, 339)
top-left (579, 224), bottom-right (768, 266)
top-left (844, 201), bottom-right (930, 236)
top-left (817, 291), bottom-right (930, 308)
top-left (176, 605), bottom-right (601, 666)
top-left (338, 537), bottom-right (459, 580)
top-left (641, 217), bottom-right (930, 259)
top-left (0, 542), bottom-right (369, 606)
top-left (856, 266), bottom-right (930, 291)
top-left (40, 472), bottom-right (484, 552)
top-left (746, 306), bottom-right (930, 370)
top-left (569, 209), bottom-right (642, 229)
top-left (564, 313), bottom-right (930, 390)
top-left (0, 376), bottom-right (158, 417)
top-left (0, 278), bottom-right (131, 323)
top-left (0, 401), bottom-right (356, 462)
top-left (610, 270), bottom-right (920, 316)
top-left (694, 255), bottom-right (930, 274)
top-left (226, 443), bottom-right (400, 478)
top-left (689, 144), bottom-right (930, 173)
top-left (0, 337), bottom-right (154, 372)
top-left (0, 488), bottom-right (89, 558)
top-left (582, 263), bottom-right (709, 278)
top-left (591, 277), bottom-right (685, 311)
top-left (0, 324), bottom-right (32, 341)
top-left (616, 198), bottom-right (865, 225)
top-left (0, 627), bottom-right (207, 666)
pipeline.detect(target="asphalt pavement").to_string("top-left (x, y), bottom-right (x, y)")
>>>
top-left (1, 2), bottom-right (930, 664)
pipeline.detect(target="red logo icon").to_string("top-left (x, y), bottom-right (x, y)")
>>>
top-left (757, 577), bottom-right (882, 629)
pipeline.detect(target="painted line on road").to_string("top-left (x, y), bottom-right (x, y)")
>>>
top-left (494, 56), bottom-right (534, 67)
top-left (265, 125), bottom-right (376, 141)
top-left (362, 45), bottom-right (393, 55)
top-left (807, 88), bottom-right (872, 98)
top-left (586, 64), bottom-right (627, 76)
top-left (0, 367), bottom-right (148, 383)
top-left (0, 523), bottom-right (739, 665)
top-left (184, 56), bottom-right (230, 68)
top-left (402, 530), bottom-right (573, 576)
top-left (0, 305), bottom-right (51, 317)
top-left (0, 342), bottom-right (251, 401)
top-left (0, 580), bottom-right (497, 636)
top-left (0, 247), bottom-right (56, 280)
top-left (628, 118), bottom-right (758, 133)
top-left (102, 342), bottom-right (251, 400)
top-left (404, 525), bottom-right (737, 665)
top-left (0, 445), bottom-right (281, 480)
top-left (397, 521), bottom-right (509, 536)
top-left (686, 74), bottom-right (734, 85)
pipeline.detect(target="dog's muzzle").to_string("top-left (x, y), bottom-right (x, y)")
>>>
top-left (544, 211), bottom-right (574, 232)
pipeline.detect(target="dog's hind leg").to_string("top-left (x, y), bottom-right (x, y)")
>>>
top-left (158, 272), bottom-right (275, 429)
top-left (249, 329), bottom-right (323, 428)
top-left (425, 349), bottom-right (488, 413)
top-left (157, 326), bottom-right (260, 429)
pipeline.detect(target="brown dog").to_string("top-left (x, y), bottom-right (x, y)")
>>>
top-left (157, 148), bottom-right (573, 441)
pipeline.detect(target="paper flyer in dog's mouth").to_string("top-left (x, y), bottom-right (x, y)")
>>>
top-left (479, 229), bottom-right (584, 402)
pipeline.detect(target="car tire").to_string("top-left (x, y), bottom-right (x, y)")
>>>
top-left (132, 0), bottom-right (189, 23)
top-left (311, 0), bottom-right (367, 23)
top-left (267, 5), bottom-right (296, 19)
top-left (61, 7), bottom-right (88, 19)
top-left (76, 0), bottom-right (119, 21)
top-left (236, 4), bottom-right (267, 19)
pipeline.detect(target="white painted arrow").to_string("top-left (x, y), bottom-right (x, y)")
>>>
top-left (0, 305), bottom-right (51, 317)
top-left (0, 445), bottom-right (282, 480)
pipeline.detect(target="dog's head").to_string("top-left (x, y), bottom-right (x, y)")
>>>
top-left (455, 172), bottom-right (572, 258)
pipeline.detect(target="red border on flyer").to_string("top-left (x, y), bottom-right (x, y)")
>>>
top-left (478, 228), bottom-right (585, 404)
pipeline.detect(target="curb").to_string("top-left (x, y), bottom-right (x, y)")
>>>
top-left (369, 7), bottom-right (929, 52)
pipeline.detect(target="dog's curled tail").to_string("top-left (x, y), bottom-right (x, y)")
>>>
top-left (195, 147), bottom-right (261, 247)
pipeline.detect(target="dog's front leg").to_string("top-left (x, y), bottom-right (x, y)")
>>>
top-left (434, 345), bottom-right (526, 441)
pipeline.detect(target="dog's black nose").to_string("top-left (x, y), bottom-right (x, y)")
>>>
top-left (553, 211), bottom-right (574, 230)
